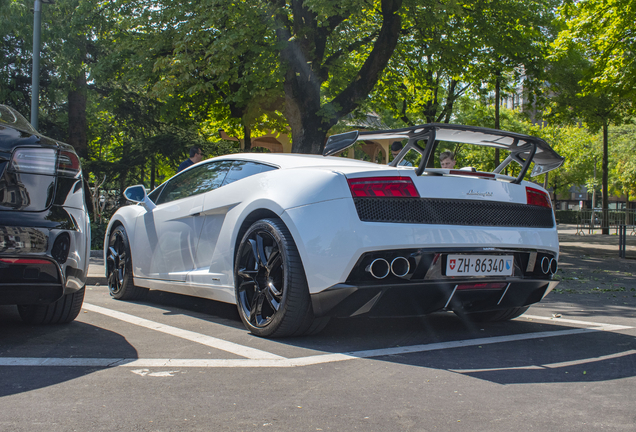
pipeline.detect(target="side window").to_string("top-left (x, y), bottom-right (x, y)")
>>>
top-left (222, 161), bottom-right (277, 186)
top-left (156, 161), bottom-right (233, 205)
top-left (147, 183), bottom-right (165, 203)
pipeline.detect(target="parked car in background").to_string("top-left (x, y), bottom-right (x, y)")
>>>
top-left (0, 105), bottom-right (90, 324)
top-left (105, 123), bottom-right (564, 337)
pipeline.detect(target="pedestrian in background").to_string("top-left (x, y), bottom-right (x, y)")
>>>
top-left (178, 146), bottom-right (203, 172)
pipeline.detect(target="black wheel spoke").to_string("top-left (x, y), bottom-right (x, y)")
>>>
top-left (267, 280), bottom-right (282, 297)
top-left (108, 272), bottom-right (118, 290)
top-left (237, 267), bottom-right (257, 280)
top-left (237, 279), bottom-right (256, 294)
top-left (249, 292), bottom-right (265, 325)
top-left (265, 288), bottom-right (280, 311)
top-left (248, 239), bottom-right (259, 268)
top-left (266, 248), bottom-right (281, 273)
top-left (255, 234), bottom-right (267, 267)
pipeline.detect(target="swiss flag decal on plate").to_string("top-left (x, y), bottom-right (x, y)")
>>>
top-left (449, 259), bottom-right (456, 270)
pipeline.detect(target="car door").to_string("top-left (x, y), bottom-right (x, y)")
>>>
top-left (188, 160), bottom-right (277, 287)
top-left (131, 160), bottom-right (233, 281)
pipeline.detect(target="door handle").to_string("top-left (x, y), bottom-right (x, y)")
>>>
top-left (189, 206), bottom-right (203, 216)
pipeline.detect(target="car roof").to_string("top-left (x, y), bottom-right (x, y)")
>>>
top-left (209, 152), bottom-right (387, 170)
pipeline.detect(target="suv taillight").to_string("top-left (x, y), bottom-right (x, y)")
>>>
top-left (10, 148), bottom-right (80, 177)
top-left (57, 149), bottom-right (81, 177)
top-left (11, 148), bottom-right (57, 175)
top-left (348, 177), bottom-right (420, 198)
top-left (526, 187), bottom-right (552, 208)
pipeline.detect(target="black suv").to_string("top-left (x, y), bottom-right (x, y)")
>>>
top-left (0, 105), bottom-right (89, 324)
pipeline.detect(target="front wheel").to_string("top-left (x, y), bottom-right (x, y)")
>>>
top-left (107, 225), bottom-right (147, 300)
top-left (234, 218), bottom-right (318, 338)
top-left (18, 286), bottom-right (85, 324)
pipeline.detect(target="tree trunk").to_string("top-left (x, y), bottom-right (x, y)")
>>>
top-left (602, 120), bottom-right (609, 235)
top-left (494, 71), bottom-right (501, 168)
top-left (68, 71), bottom-right (87, 158)
top-left (119, 142), bottom-right (129, 203)
top-left (150, 155), bottom-right (156, 190)
top-left (243, 120), bottom-right (252, 152)
top-left (277, 0), bottom-right (402, 154)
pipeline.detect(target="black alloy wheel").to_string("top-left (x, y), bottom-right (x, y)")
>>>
top-left (235, 219), bottom-right (314, 337)
top-left (107, 225), bottom-right (147, 300)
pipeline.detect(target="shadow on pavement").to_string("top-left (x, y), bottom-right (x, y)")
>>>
top-left (0, 305), bottom-right (139, 398)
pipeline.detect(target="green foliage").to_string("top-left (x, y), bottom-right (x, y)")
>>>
top-left (90, 221), bottom-right (108, 250)
top-left (554, 210), bottom-right (579, 224)
top-left (371, 0), bottom-right (559, 127)
top-left (555, 0), bottom-right (636, 100)
top-left (609, 123), bottom-right (636, 199)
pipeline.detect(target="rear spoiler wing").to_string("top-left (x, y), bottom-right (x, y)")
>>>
top-left (323, 123), bottom-right (564, 184)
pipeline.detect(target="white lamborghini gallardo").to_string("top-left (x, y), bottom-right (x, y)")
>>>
top-left (104, 124), bottom-right (563, 337)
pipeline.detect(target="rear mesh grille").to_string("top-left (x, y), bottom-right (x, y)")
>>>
top-left (353, 198), bottom-right (554, 228)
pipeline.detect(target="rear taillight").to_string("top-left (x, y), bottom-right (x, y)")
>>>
top-left (10, 148), bottom-right (57, 175)
top-left (526, 187), bottom-right (551, 208)
top-left (57, 150), bottom-right (81, 177)
top-left (348, 177), bottom-right (420, 198)
top-left (10, 147), bottom-right (80, 177)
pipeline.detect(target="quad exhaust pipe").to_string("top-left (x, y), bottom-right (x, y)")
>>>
top-left (540, 257), bottom-right (558, 275)
top-left (366, 256), bottom-right (411, 279)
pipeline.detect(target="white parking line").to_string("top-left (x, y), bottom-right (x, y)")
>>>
top-left (81, 303), bottom-right (283, 360)
top-left (1, 315), bottom-right (632, 368)
top-left (449, 350), bottom-right (636, 373)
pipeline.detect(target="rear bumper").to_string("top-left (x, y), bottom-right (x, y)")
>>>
top-left (309, 245), bottom-right (559, 318)
top-left (311, 279), bottom-right (560, 318)
top-left (0, 206), bottom-right (90, 305)
top-left (0, 283), bottom-right (64, 305)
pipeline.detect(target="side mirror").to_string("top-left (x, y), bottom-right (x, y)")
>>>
top-left (124, 185), bottom-right (156, 211)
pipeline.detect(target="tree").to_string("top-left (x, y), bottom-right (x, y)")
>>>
top-left (371, 1), bottom-right (474, 126)
top-left (0, 0), bottom-right (58, 123)
top-left (550, 3), bottom-right (636, 233)
top-left (117, 0), bottom-right (404, 154)
top-left (270, 0), bottom-right (403, 154)
top-left (609, 124), bottom-right (636, 214)
top-left (559, 0), bottom-right (636, 99)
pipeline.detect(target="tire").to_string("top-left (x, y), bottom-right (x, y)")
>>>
top-left (18, 286), bottom-right (85, 324)
top-left (460, 306), bottom-right (529, 323)
top-left (107, 225), bottom-right (148, 300)
top-left (234, 218), bottom-right (319, 338)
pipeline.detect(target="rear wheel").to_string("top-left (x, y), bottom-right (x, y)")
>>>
top-left (460, 306), bottom-right (529, 323)
top-left (18, 286), bottom-right (85, 324)
top-left (107, 225), bottom-right (148, 300)
top-left (234, 218), bottom-right (321, 337)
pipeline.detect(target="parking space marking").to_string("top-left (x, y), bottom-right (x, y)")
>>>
top-left (522, 314), bottom-right (632, 328)
top-left (2, 315), bottom-right (632, 368)
top-left (449, 349), bottom-right (636, 373)
top-left (81, 303), bottom-right (284, 360)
